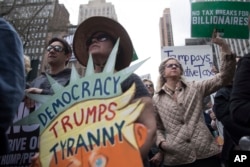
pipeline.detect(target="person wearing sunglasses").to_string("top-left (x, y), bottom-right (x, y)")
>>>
top-left (153, 30), bottom-right (236, 167)
top-left (73, 16), bottom-right (156, 167)
top-left (143, 79), bottom-right (155, 98)
top-left (24, 37), bottom-right (72, 110)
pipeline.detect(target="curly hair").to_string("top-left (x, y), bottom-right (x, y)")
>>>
top-left (156, 57), bottom-right (184, 91)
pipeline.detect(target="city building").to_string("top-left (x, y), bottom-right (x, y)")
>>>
top-left (78, 0), bottom-right (117, 24)
top-left (1, 0), bottom-right (70, 81)
top-left (159, 8), bottom-right (174, 48)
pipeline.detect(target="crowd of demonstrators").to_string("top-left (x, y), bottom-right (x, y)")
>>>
top-left (30, 16), bottom-right (157, 167)
top-left (153, 30), bottom-right (236, 167)
top-left (24, 37), bottom-right (72, 110)
top-left (0, 18), bottom-right (25, 155)
top-left (3, 14), bottom-right (249, 167)
top-left (142, 79), bottom-right (164, 167)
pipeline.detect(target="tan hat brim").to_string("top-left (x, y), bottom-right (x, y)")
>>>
top-left (73, 16), bottom-right (133, 71)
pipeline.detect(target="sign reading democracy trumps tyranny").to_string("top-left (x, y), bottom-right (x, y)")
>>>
top-left (191, 1), bottom-right (250, 39)
top-left (14, 40), bottom-right (149, 167)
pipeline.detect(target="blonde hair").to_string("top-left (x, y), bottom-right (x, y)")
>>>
top-left (24, 55), bottom-right (32, 75)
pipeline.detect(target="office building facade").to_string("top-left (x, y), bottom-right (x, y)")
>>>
top-left (159, 8), bottom-right (174, 48)
top-left (78, 0), bottom-right (117, 24)
top-left (1, 0), bottom-right (70, 81)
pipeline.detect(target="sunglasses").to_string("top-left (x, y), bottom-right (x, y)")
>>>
top-left (47, 45), bottom-right (64, 52)
top-left (145, 84), bottom-right (153, 88)
top-left (86, 34), bottom-right (112, 46)
top-left (165, 63), bottom-right (180, 68)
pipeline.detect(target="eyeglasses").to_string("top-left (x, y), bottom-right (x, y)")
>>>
top-left (165, 63), bottom-right (180, 68)
top-left (47, 45), bottom-right (64, 52)
top-left (145, 84), bottom-right (153, 88)
top-left (86, 33), bottom-right (112, 46)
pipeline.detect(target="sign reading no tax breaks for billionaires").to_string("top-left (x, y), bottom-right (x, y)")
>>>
top-left (191, 1), bottom-right (250, 39)
top-left (14, 41), bottom-right (149, 167)
top-left (162, 45), bottom-right (214, 81)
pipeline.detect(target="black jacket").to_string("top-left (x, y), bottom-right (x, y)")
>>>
top-left (230, 53), bottom-right (250, 127)
top-left (214, 64), bottom-right (250, 162)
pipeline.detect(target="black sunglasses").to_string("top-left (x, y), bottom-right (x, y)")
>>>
top-left (86, 34), bottom-right (112, 46)
top-left (165, 63), bottom-right (180, 68)
top-left (47, 45), bottom-right (64, 52)
top-left (145, 84), bottom-right (153, 88)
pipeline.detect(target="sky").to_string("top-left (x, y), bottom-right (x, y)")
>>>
top-left (59, 0), bottom-right (191, 84)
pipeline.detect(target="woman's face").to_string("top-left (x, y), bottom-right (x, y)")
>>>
top-left (143, 81), bottom-right (154, 97)
top-left (164, 59), bottom-right (182, 79)
top-left (87, 32), bottom-right (114, 61)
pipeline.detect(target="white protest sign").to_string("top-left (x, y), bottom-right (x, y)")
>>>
top-left (162, 45), bottom-right (214, 81)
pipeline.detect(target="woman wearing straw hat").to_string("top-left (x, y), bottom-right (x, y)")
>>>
top-left (29, 16), bottom-right (156, 167)
top-left (72, 16), bottom-right (157, 166)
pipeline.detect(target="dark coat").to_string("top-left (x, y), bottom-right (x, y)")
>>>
top-left (214, 85), bottom-right (250, 162)
top-left (0, 18), bottom-right (25, 155)
top-left (230, 53), bottom-right (250, 127)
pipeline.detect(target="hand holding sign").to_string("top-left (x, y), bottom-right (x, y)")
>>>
top-left (211, 29), bottom-right (232, 55)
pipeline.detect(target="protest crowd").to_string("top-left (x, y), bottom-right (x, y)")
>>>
top-left (1, 1), bottom-right (250, 167)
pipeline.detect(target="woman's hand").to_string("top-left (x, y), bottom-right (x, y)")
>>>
top-left (211, 29), bottom-right (232, 55)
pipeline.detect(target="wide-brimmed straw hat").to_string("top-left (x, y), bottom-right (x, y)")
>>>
top-left (73, 16), bottom-right (133, 70)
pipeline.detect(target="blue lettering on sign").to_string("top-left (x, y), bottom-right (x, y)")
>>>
top-left (49, 120), bottom-right (125, 164)
top-left (164, 49), bottom-right (214, 80)
top-left (37, 76), bottom-right (121, 128)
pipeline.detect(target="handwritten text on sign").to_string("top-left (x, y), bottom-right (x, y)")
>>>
top-left (40, 84), bottom-right (144, 166)
top-left (161, 45), bottom-right (214, 81)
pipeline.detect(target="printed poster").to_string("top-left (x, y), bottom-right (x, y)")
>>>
top-left (191, 1), bottom-right (250, 39)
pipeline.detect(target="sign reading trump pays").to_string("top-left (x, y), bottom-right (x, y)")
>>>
top-left (162, 45), bottom-right (214, 81)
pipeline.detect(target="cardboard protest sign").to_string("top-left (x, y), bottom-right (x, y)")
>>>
top-left (0, 103), bottom-right (40, 166)
top-left (162, 45), bottom-right (213, 81)
top-left (14, 40), bottom-right (148, 167)
top-left (191, 1), bottom-right (250, 39)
